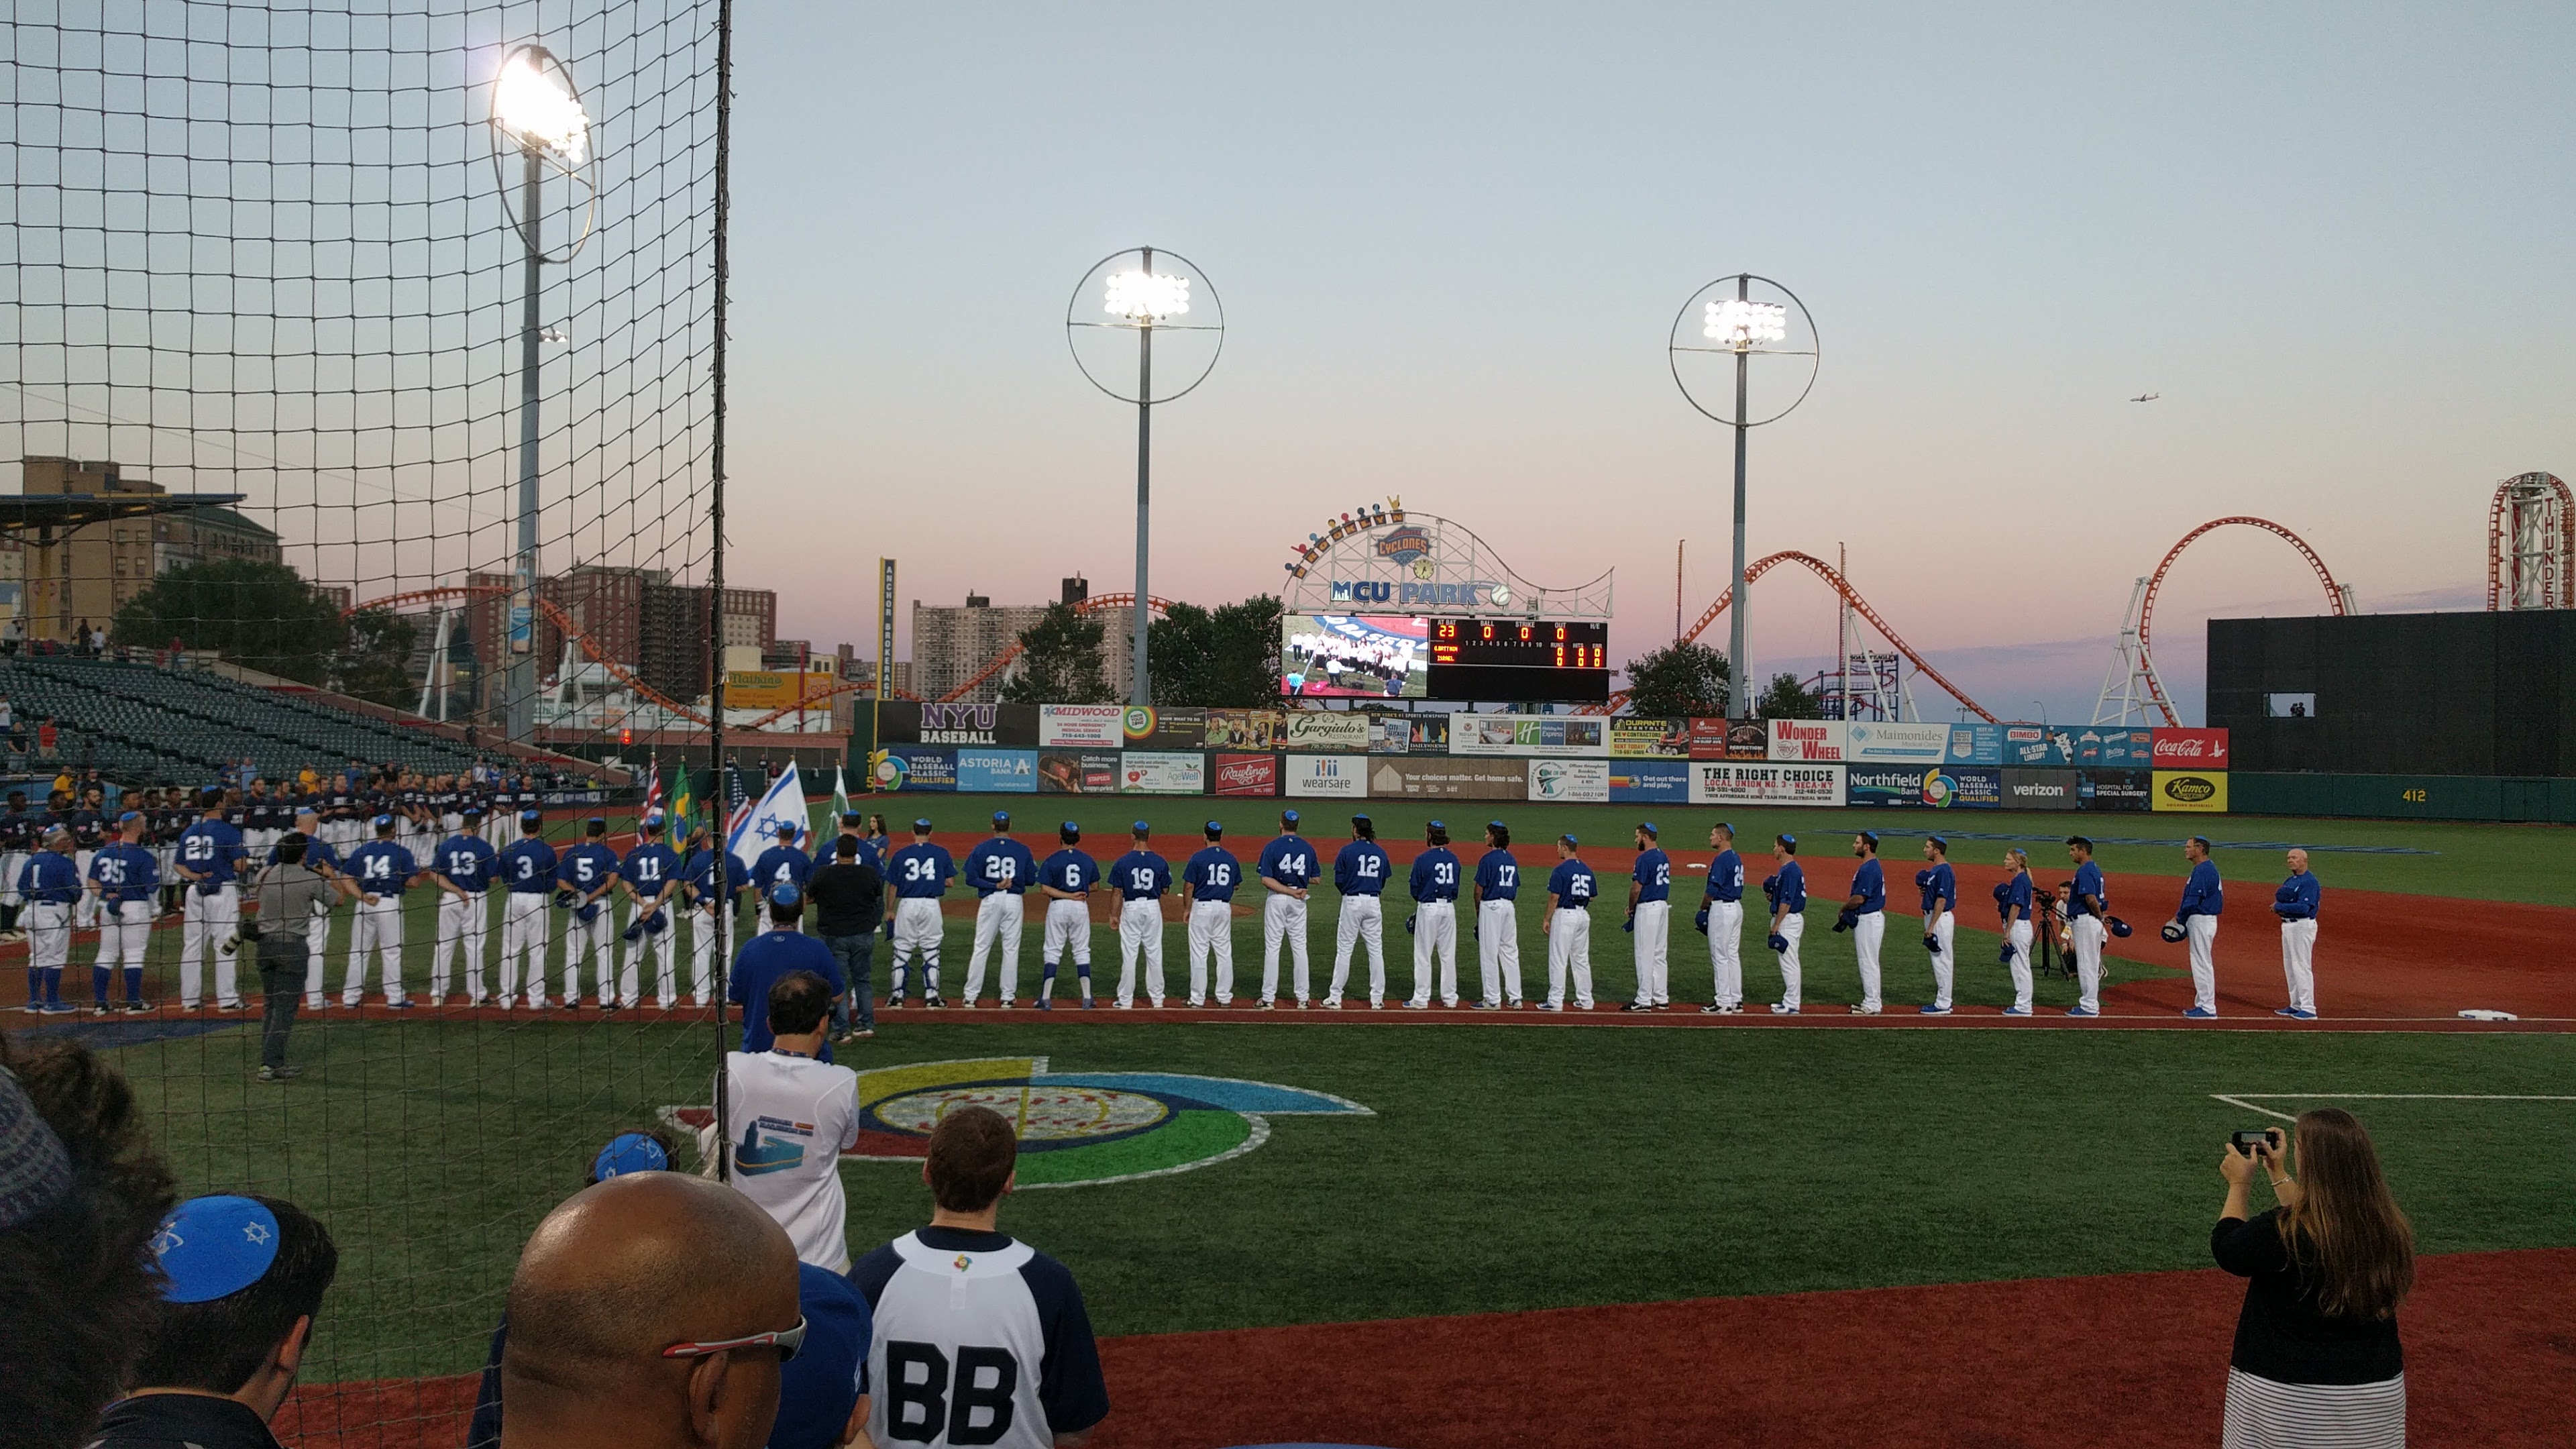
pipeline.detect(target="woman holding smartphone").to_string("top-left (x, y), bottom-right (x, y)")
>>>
top-left (2213, 1108), bottom-right (2414, 1448)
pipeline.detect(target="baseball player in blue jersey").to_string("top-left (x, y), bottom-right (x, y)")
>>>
top-left (85, 812), bottom-right (158, 1012)
top-left (2169, 835), bottom-right (2224, 1018)
top-left (883, 819), bottom-right (957, 1008)
top-left (342, 816), bottom-right (423, 1009)
top-left (1917, 836), bottom-right (1958, 1015)
top-left (494, 810), bottom-right (559, 1009)
top-left (1623, 822), bottom-right (1672, 1011)
top-left (174, 789), bottom-right (248, 1012)
top-left (429, 810), bottom-right (498, 1006)
top-left (1838, 833), bottom-right (1888, 1014)
top-left (1034, 823), bottom-right (1098, 1010)
top-left (1326, 815), bottom-right (1391, 1008)
top-left (555, 818), bottom-right (624, 1010)
top-left (18, 828), bottom-right (81, 1012)
top-left (680, 826), bottom-right (745, 1009)
top-left (1699, 822), bottom-right (1747, 1013)
top-left (961, 812), bottom-right (1038, 1008)
top-left (2271, 847), bottom-right (2320, 1019)
top-left (1541, 834), bottom-right (1597, 1011)
top-left (1767, 834), bottom-right (1808, 1014)
top-left (1407, 821), bottom-right (1464, 1009)
top-left (1472, 822), bottom-right (1523, 1010)
top-left (815, 810), bottom-right (881, 873)
top-left (2064, 836), bottom-right (2107, 1017)
top-left (1256, 811), bottom-right (1317, 1010)
top-left (1180, 822), bottom-right (1240, 1007)
top-left (616, 812), bottom-right (684, 1009)
top-left (1996, 848), bottom-right (2037, 1016)
top-left (751, 820), bottom-right (813, 902)
top-left (1109, 822), bottom-right (1171, 1009)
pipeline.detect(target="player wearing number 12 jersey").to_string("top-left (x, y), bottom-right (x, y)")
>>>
top-left (1326, 816), bottom-right (1390, 1008)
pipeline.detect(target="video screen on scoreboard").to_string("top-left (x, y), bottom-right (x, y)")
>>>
top-left (1281, 614), bottom-right (1429, 699)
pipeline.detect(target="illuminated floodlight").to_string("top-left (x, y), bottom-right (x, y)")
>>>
top-left (494, 47), bottom-right (590, 164)
top-left (1703, 297), bottom-right (1788, 348)
top-left (1104, 270), bottom-right (1191, 323)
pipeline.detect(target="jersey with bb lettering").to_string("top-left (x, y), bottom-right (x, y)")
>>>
top-left (851, 1226), bottom-right (1110, 1449)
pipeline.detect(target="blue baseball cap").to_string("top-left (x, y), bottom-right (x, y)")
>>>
top-left (769, 882), bottom-right (802, 909)
top-left (151, 1195), bottom-right (280, 1304)
top-left (1426, 819), bottom-right (1445, 831)
top-left (774, 819), bottom-right (800, 836)
top-left (771, 1267), bottom-right (873, 1449)
top-left (520, 808), bottom-right (544, 825)
top-left (989, 810), bottom-right (1010, 826)
top-left (640, 809), bottom-right (665, 830)
top-left (372, 813), bottom-right (395, 830)
top-left (117, 810), bottom-right (142, 825)
top-left (1928, 835), bottom-right (1948, 851)
top-left (912, 818), bottom-right (933, 832)
top-left (592, 1132), bottom-right (672, 1181)
top-left (1281, 810), bottom-right (1300, 826)
top-left (1131, 820), bottom-right (1150, 833)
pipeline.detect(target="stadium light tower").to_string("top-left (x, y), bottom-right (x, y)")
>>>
top-left (1068, 248), bottom-right (1224, 706)
top-left (1670, 275), bottom-right (1817, 718)
top-left (489, 44), bottom-right (596, 743)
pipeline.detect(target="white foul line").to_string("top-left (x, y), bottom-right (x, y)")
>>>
top-left (2212, 1092), bottom-right (2576, 1124)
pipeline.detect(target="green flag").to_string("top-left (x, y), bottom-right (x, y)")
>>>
top-left (670, 760), bottom-right (694, 832)
top-left (830, 762), bottom-right (852, 823)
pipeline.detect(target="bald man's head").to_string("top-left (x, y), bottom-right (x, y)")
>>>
top-left (501, 1174), bottom-right (800, 1449)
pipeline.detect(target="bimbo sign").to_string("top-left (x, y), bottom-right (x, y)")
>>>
top-left (2151, 728), bottom-right (2230, 767)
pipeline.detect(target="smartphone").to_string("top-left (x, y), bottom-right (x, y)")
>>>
top-left (2229, 1128), bottom-right (2273, 1157)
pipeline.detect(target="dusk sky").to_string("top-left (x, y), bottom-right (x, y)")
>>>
top-left (721, 5), bottom-right (2573, 723)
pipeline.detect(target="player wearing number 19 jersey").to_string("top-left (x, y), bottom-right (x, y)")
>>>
top-left (1472, 822), bottom-right (1524, 1009)
top-left (1179, 823), bottom-right (1239, 1007)
top-left (1107, 824), bottom-right (1170, 1009)
top-left (884, 821), bottom-right (957, 1008)
top-left (1326, 816), bottom-right (1390, 1008)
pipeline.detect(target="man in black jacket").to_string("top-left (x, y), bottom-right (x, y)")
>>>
top-left (806, 835), bottom-right (884, 1043)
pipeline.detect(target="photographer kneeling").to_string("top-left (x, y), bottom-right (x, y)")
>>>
top-left (243, 833), bottom-right (347, 1082)
top-left (2214, 1108), bottom-right (2413, 1448)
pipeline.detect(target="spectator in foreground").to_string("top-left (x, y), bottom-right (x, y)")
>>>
top-left (729, 885), bottom-right (844, 1059)
top-left (497, 1173), bottom-right (802, 1449)
top-left (2214, 1107), bottom-right (2412, 1447)
top-left (89, 1195), bottom-right (339, 1449)
top-left (850, 1104), bottom-right (1108, 1449)
top-left (720, 972), bottom-right (861, 1271)
top-left (0, 1036), bottom-right (179, 1449)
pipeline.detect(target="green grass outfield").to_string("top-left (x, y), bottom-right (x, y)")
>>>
top-left (79, 1015), bottom-right (2576, 1383)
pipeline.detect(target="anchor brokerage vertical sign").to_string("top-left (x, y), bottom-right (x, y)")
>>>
top-left (871, 558), bottom-right (898, 792)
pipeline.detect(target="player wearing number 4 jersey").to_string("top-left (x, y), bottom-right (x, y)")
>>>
top-left (1326, 816), bottom-right (1390, 1008)
top-left (1108, 824), bottom-right (1170, 1008)
top-left (1180, 823), bottom-right (1238, 1007)
top-left (1472, 822), bottom-right (1523, 1009)
top-left (885, 820), bottom-right (957, 1007)
top-left (1256, 812), bottom-right (1316, 1009)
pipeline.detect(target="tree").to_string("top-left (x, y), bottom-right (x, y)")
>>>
top-left (1147, 594), bottom-right (1285, 707)
top-left (1620, 640), bottom-right (1731, 717)
top-left (1000, 601), bottom-right (1114, 704)
top-left (1756, 671), bottom-right (1822, 720)
top-left (111, 559), bottom-right (345, 684)
top-left (333, 608), bottom-right (421, 708)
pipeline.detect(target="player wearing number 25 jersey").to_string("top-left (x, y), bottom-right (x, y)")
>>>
top-left (1543, 836), bottom-right (1598, 1012)
top-left (1179, 822), bottom-right (1239, 1008)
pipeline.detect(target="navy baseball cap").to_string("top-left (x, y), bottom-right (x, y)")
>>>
top-left (769, 883), bottom-right (802, 909)
top-left (151, 1195), bottom-right (280, 1304)
top-left (592, 1132), bottom-right (672, 1181)
top-left (844, 811), bottom-right (867, 827)
top-left (520, 808), bottom-right (544, 825)
top-left (641, 809), bottom-right (665, 829)
top-left (771, 1267), bottom-right (873, 1449)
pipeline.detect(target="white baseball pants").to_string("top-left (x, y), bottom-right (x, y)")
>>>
top-left (434, 893), bottom-right (490, 1003)
top-left (498, 892), bottom-right (551, 1006)
top-left (1260, 893), bottom-right (1309, 1004)
top-left (1925, 909), bottom-right (1955, 1010)
top-left (1040, 897), bottom-right (1092, 1003)
top-left (1546, 907), bottom-right (1593, 1008)
top-left (963, 892), bottom-right (1026, 1003)
top-left (621, 899), bottom-right (676, 1008)
top-left (25, 901), bottom-right (70, 976)
top-left (1409, 899), bottom-right (1458, 1007)
top-left (2187, 914), bottom-right (2220, 1013)
top-left (1631, 899), bottom-right (1670, 1006)
top-left (72, 850), bottom-right (97, 928)
top-left (888, 897), bottom-right (945, 1000)
top-left (1477, 898), bottom-right (1521, 1006)
top-left (2280, 918), bottom-right (2317, 1015)
top-left (1775, 912), bottom-right (1805, 1010)
top-left (302, 903), bottom-right (333, 1008)
top-left (0, 850), bottom-right (26, 908)
top-left (2070, 915), bottom-right (2106, 1012)
top-left (2004, 918), bottom-right (2035, 1012)
top-left (180, 885), bottom-right (240, 1009)
top-left (1116, 898), bottom-right (1165, 1006)
top-left (343, 896), bottom-right (407, 1006)
top-left (562, 905), bottom-right (614, 1005)
top-left (1708, 900), bottom-right (1743, 1008)
top-left (92, 898), bottom-right (151, 977)
top-left (684, 903), bottom-right (726, 1006)
top-left (1853, 910), bottom-right (1886, 1012)
top-left (1187, 898), bottom-right (1235, 1004)
top-left (1330, 894), bottom-right (1385, 1003)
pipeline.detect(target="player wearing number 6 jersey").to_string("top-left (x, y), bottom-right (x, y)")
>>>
top-left (493, 812), bottom-right (558, 1009)
top-left (1405, 822), bottom-right (1462, 1009)
top-left (429, 811), bottom-right (496, 1006)
top-left (961, 812), bottom-right (1038, 1008)
top-left (616, 812), bottom-right (684, 1010)
top-left (884, 820), bottom-right (957, 1008)
top-left (1180, 822), bottom-right (1239, 1007)
top-left (1472, 822), bottom-right (1523, 1009)
top-left (1622, 822), bottom-right (1672, 1012)
top-left (1256, 811), bottom-right (1316, 1010)
top-left (1108, 823), bottom-right (1170, 1009)
top-left (1034, 824), bottom-right (1098, 1010)
top-left (1326, 816), bottom-right (1390, 1008)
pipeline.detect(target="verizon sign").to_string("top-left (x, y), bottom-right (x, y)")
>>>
top-left (2150, 728), bottom-right (2230, 767)
top-left (1766, 719), bottom-right (1847, 762)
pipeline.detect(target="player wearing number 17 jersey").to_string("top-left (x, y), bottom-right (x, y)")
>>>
top-left (1108, 824), bottom-right (1169, 1009)
top-left (1179, 823), bottom-right (1238, 1007)
top-left (1472, 822), bottom-right (1523, 1009)
top-left (885, 820), bottom-right (957, 1008)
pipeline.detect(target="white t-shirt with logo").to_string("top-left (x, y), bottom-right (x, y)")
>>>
top-left (720, 1049), bottom-right (862, 1271)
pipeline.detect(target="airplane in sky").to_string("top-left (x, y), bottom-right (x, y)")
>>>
top-left (2130, 392), bottom-right (2161, 402)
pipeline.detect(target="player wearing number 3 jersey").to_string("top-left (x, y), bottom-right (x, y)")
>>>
top-left (1179, 822), bottom-right (1239, 1007)
top-left (494, 811), bottom-right (557, 1009)
top-left (1108, 824), bottom-right (1170, 1009)
top-left (1326, 815), bottom-right (1389, 1008)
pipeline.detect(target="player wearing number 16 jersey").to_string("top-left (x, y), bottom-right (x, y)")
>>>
top-left (1326, 816), bottom-right (1390, 1009)
top-left (885, 820), bottom-right (957, 1008)
top-left (961, 812), bottom-right (1038, 1008)
top-left (1179, 823), bottom-right (1239, 1007)
top-left (1255, 812), bottom-right (1316, 1010)
top-left (1472, 822), bottom-right (1523, 1009)
top-left (1108, 824), bottom-right (1170, 1009)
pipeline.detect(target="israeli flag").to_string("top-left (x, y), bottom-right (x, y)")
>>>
top-left (726, 761), bottom-right (811, 859)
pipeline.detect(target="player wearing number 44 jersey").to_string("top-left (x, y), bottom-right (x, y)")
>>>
top-left (1325, 816), bottom-right (1390, 1008)
top-left (1256, 812), bottom-right (1316, 1010)
top-left (1108, 824), bottom-right (1170, 1009)
top-left (885, 820), bottom-right (957, 1008)
top-left (1179, 823), bottom-right (1238, 1007)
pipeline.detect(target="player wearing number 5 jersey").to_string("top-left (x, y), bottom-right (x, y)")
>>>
top-left (1255, 811), bottom-right (1316, 1010)
top-left (961, 812), bottom-right (1038, 1008)
top-left (84, 812), bottom-right (159, 1013)
top-left (1623, 822), bottom-right (1672, 1012)
top-left (884, 820), bottom-right (957, 1008)
top-left (343, 816), bottom-right (424, 1009)
top-left (1108, 824), bottom-right (1171, 1009)
top-left (493, 812), bottom-right (559, 1009)
top-left (1034, 824), bottom-right (1098, 1010)
top-left (555, 819), bottom-right (624, 1011)
top-left (1179, 823), bottom-right (1239, 1007)
top-left (1326, 816), bottom-right (1390, 1008)
top-left (1541, 836), bottom-right (1597, 1010)
top-left (616, 812), bottom-right (684, 1010)
top-left (174, 789), bottom-right (248, 1012)
top-left (1405, 822), bottom-right (1463, 1009)
top-left (429, 811), bottom-right (497, 1006)
top-left (1472, 822), bottom-right (1524, 1009)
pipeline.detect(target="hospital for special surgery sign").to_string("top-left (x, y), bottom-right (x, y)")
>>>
top-left (1689, 762), bottom-right (1847, 807)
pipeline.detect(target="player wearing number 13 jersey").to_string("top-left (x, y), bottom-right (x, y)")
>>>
top-left (850, 1105), bottom-right (1109, 1449)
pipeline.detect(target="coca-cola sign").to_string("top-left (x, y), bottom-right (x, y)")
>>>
top-left (2150, 728), bottom-right (2230, 767)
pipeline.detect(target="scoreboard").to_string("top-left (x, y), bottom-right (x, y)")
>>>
top-left (1426, 617), bottom-right (1611, 702)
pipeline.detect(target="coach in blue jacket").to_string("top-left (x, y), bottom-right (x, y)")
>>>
top-left (2171, 836), bottom-right (2224, 1019)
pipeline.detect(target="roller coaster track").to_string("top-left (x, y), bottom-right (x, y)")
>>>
top-left (2127, 517), bottom-right (2351, 728)
top-left (1587, 551), bottom-right (2000, 722)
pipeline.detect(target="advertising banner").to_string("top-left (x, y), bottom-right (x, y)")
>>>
top-left (1211, 753), bottom-right (1279, 798)
top-left (1841, 722), bottom-right (1950, 763)
top-left (1767, 719), bottom-right (1848, 763)
top-left (1943, 723), bottom-right (2003, 765)
top-left (2002, 725), bottom-right (2073, 767)
top-left (1118, 751), bottom-right (1206, 795)
top-left (1843, 765), bottom-right (1929, 809)
top-left (1608, 759), bottom-right (1691, 804)
top-left (1283, 712), bottom-right (1371, 752)
top-left (2078, 769), bottom-right (2151, 812)
top-left (2152, 769), bottom-right (2229, 812)
top-left (1609, 718), bottom-right (1690, 758)
top-left (878, 702), bottom-right (1042, 749)
top-left (1365, 757), bottom-right (1529, 800)
top-left (880, 747), bottom-right (957, 792)
top-left (1684, 717), bottom-right (1770, 760)
top-left (1450, 714), bottom-right (1609, 757)
top-left (1921, 766), bottom-right (2002, 809)
top-left (1688, 762), bottom-right (1846, 807)
top-left (1120, 706), bottom-right (1205, 749)
top-left (2000, 768), bottom-right (2079, 811)
top-left (1203, 710), bottom-right (1287, 752)
top-left (1367, 714), bottom-right (1445, 754)
top-left (1038, 704), bottom-right (1124, 748)
top-left (955, 748), bottom-right (1039, 794)
top-left (1527, 758), bottom-right (1611, 803)
top-left (2150, 728), bottom-right (2231, 770)
top-left (1036, 750), bottom-right (1122, 794)
top-left (1283, 754), bottom-right (1368, 800)
top-left (2071, 727), bottom-right (2154, 768)
top-left (724, 669), bottom-right (840, 711)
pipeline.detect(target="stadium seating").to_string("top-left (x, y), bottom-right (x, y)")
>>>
top-left (0, 656), bottom-right (480, 785)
